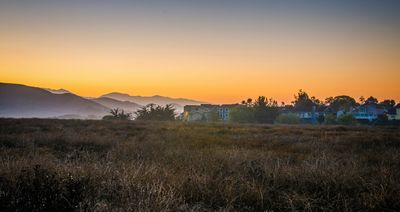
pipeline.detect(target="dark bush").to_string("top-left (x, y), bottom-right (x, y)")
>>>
top-left (0, 166), bottom-right (88, 211)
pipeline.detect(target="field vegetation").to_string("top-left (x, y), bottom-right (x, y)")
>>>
top-left (0, 118), bottom-right (399, 211)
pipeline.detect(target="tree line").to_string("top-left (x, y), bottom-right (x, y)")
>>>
top-left (102, 90), bottom-right (398, 124)
top-left (102, 104), bottom-right (176, 121)
top-left (230, 90), bottom-right (398, 125)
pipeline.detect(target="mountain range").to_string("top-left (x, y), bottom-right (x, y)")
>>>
top-left (91, 97), bottom-right (142, 113)
top-left (100, 92), bottom-right (205, 112)
top-left (0, 82), bottom-right (205, 119)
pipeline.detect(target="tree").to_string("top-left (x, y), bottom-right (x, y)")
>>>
top-left (135, 104), bottom-right (176, 121)
top-left (233, 96), bottom-right (280, 123)
top-left (275, 113), bottom-right (300, 125)
top-left (292, 90), bottom-right (315, 112)
top-left (325, 97), bottom-right (334, 105)
top-left (241, 98), bottom-right (253, 107)
top-left (229, 106), bottom-right (255, 123)
top-left (310, 96), bottom-right (322, 105)
top-left (103, 108), bottom-right (132, 120)
top-left (366, 96), bottom-right (378, 104)
top-left (359, 96), bottom-right (366, 104)
top-left (327, 96), bottom-right (358, 112)
top-left (379, 99), bottom-right (396, 109)
top-left (253, 96), bottom-right (279, 123)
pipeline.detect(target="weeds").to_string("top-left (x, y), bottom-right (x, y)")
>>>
top-left (0, 119), bottom-right (399, 211)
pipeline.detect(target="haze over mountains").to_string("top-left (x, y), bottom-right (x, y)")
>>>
top-left (91, 97), bottom-right (142, 114)
top-left (0, 83), bottom-right (108, 118)
top-left (0, 83), bottom-right (205, 119)
top-left (44, 88), bottom-right (70, 95)
top-left (101, 92), bottom-right (205, 112)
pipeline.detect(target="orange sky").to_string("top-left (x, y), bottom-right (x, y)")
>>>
top-left (1, 1), bottom-right (399, 104)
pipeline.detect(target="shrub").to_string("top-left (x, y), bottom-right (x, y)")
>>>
top-left (0, 166), bottom-right (88, 211)
top-left (229, 106), bottom-right (255, 123)
top-left (324, 114), bottom-right (337, 125)
top-left (317, 114), bottom-right (325, 124)
top-left (102, 115), bottom-right (116, 120)
top-left (206, 110), bottom-right (220, 122)
top-left (253, 96), bottom-right (280, 123)
top-left (337, 114), bottom-right (357, 125)
top-left (135, 104), bottom-right (176, 121)
top-left (103, 108), bottom-right (132, 120)
top-left (275, 113), bottom-right (301, 124)
top-left (1, 119), bottom-right (399, 211)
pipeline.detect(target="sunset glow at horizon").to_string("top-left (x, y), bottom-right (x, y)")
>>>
top-left (1, 0), bottom-right (399, 104)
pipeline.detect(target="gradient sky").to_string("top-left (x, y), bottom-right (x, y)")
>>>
top-left (1, 0), bottom-right (399, 104)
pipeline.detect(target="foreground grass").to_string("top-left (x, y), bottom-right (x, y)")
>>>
top-left (0, 119), bottom-right (399, 211)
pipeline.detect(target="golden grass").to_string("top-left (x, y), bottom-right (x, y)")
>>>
top-left (0, 119), bottom-right (399, 211)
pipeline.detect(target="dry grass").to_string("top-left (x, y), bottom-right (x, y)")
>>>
top-left (0, 118), bottom-right (399, 211)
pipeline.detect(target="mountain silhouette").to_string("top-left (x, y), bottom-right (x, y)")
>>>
top-left (101, 92), bottom-right (205, 112)
top-left (0, 83), bottom-right (109, 118)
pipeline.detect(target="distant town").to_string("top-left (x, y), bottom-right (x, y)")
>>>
top-left (1, 83), bottom-right (399, 125)
top-left (182, 90), bottom-right (400, 125)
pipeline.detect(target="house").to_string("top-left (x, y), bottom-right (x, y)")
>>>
top-left (387, 108), bottom-right (397, 121)
top-left (294, 106), bottom-right (330, 124)
top-left (352, 102), bottom-right (386, 122)
top-left (183, 104), bottom-right (218, 122)
top-left (183, 104), bottom-right (238, 122)
top-left (218, 104), bottom-right (239, 121)
top-left (387, 106), bottom-right (400, 121)
top-left (397, 108), bottom-right (400, 120)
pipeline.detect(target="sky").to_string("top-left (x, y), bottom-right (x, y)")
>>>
top-left (0, 0), bottom-right (399, 104)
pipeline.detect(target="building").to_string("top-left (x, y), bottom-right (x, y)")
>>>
top-left (352, 102), bottom-right (386, 122)
top-left (183, 104), bottom-right (217, 122)
top-left (183, 104), bottom-right (238, 122)
top-left (218, 104), bottom-right (239, 121)
top-left (397, 108), bottom-right (400, 120)
top-left (387, 108), bottom-right (397, 121)
top-left (387, 107), bottom-right (400, 121)
top-left (396, 108), bottom-right (400, 120)
top-left (294, 106), bottom-right (331, 124)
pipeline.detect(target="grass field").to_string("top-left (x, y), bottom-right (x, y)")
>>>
top-left (0, 119), bottom-right (399, 211)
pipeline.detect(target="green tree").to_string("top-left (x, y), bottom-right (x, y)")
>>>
top-left (359, 96), bottom-right (366, 104)
top-left (135, 104), bottom-right (176, 121)
top-left (241, 98), bottom-right (253, 107)
top-left (379, 99), bottom-right (396, 109)
top-left (325, 97), bottom-right (334, 105)
top-left (293, 90), bottom-right (316, 112)
top-left (229, 106), bottom-right (255, 123)
top-left (254, 96), bottom-right (279, 123)
top-left (366, 96), bottom-right (378, 104)
top-left (327, 96), bottom-right (358, 112)
top-left (103, 108), bottom-right (132, 120)
top-left (275, 113), bottom-right (300, 125)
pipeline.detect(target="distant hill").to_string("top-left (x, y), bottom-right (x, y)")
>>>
top-left (101, 92), bottom-right (205, 112)
top-left (91, 97), bottom-right (142, 113)
top-left (0, 83), bottom-right (109, 119)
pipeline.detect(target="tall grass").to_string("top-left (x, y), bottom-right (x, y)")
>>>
top-left (0, 119), bottom-right (399, 211)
